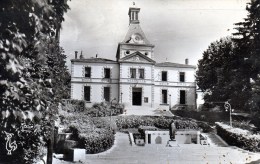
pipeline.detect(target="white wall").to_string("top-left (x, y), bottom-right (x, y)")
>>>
top-left (154, 67), bottom-right (195, 82)
top-left (145, 131), bottom-right (170, 145)
top-left (71, 60), bottom-right (196, 110)
top-left (120, 63), bottom-right (153, 80)
top-left (71, 83), bottom-right (82, 100)
top-left (71, 62), bottom-right (119, 79)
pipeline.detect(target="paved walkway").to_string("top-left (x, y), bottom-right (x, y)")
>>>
top-left (54, 132), bottom-right (260, 164)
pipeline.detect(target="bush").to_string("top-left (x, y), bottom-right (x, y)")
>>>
top-left (153, 117), bottom-right (173, 129)
top-left (61, 99), bottom-right (85, 112)
top-left (174, 120), bottom-right (199, 129)
top-left (216, 122), bottom-right (260, 152)
top-left (92, 117), bottom-right (117, 132)
top-left (115, 116), bottom-right (199, 130)
top-left (82, 102), bottom-right (124, 117)
top-left (78, 129), bottom-right (114, 154)
top-left (196, 121), bottom-right (214, 133)
top-left (62, 113), bottom-right (115, 154)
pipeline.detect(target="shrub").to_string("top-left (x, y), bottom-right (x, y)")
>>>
top-left (78, 129), bottom-right (114, 154)
top-left (62, 113), bottom-right (115, 154)
top-left (216, 122), bottom-right (260, 152)
top-left (232, 121), bottom-right (257, 133)
top-left (174, 120), bottom-right (199, 129)
top-left (61, 99), bottom-right (85, 112)
top-left (115, 115), bottom-right (142, 129)
top-left (92, 117), bottom-right (117, 132)
top-left (115, 116), bottom-right (199, 130)
top-left (154, 117), bottom-right (174, 129)
top-left (84, 102), bottom-right (124, 117)
top-left (196, 121), bottom-right (214, 133)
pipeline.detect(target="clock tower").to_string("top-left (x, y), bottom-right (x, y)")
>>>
top-left (116, 4), bottom-right (155, 61)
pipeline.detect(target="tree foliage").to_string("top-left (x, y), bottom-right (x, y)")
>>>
top-left (196, 0), bottom-right (260, 112)
top-left (0, 0), bottom-right (70, 163)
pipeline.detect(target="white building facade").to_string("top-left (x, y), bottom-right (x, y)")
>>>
top-left (71, 6), bottom-right (197, 111)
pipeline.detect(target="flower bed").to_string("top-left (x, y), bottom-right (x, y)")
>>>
top-left (215, 122), bottom-right (260, 152)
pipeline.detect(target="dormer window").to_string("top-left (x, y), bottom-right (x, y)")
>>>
top-left (85, 67), bottom-right (91, 78)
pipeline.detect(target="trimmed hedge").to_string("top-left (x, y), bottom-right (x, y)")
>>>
top-left (216, 122), bottom-right (260, 152)
top-left (79, 129), bottom-right (114, 154)
top-left (115, 116), bottom-right (199, 130)
top-left (61, 113), bottom-right (115, 154)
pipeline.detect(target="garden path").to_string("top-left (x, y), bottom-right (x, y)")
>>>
top-left (53, 132), bottom-right (260, 164)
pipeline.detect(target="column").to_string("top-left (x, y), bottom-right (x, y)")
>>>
top-left (196, 131), bottom-right (200, 144)
top-left (145, 132), bottom-right (148, 144)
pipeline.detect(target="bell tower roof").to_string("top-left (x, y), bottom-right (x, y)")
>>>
top-left (122, 4), bottom-right (151, 45)
top-left (128, 6), bottom-right (140, 24)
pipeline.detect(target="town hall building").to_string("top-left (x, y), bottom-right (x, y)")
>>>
top-left (70, 5), bottom-right (197, 111)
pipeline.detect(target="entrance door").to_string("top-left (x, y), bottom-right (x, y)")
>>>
top-left (132, 88), bottom-right (142, 106)
top-left (180, 90), bottom-right (186, 105)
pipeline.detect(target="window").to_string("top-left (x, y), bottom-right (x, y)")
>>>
top-left (180, 90), bottom-right (186, 104)
top-left (104, 68), bottom-right (111, 78)
top-left (130, 68), bottom-right (136, 78)
top-left (104, 87), bottom-right (110, 102)
top-left (84, 86), bottom-right (90, 101)
top-left (180, 72), bottom-right (185, 82)
top-left (161, 71), bottom-right (167, 81)
top-left (85, 67), bottom-right (91, 78)
top-left (162, 90), bottom-right (167, 104)
top-left (138, 69), bottom-right (144, 79)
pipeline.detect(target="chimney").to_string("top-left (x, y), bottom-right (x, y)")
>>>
top-left (80, 51), bottom-right (83, 59)
top-left (75, 51), bottom-right (78, 59)
top-left (185, 58), bottom-right (189, 65)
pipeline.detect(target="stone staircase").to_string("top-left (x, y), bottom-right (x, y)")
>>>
top-left (203, 133), bottom-right (229, 147)
top-left (81, 132), bottom-right (260, 164)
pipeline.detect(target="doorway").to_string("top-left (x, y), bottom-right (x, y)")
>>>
top-left (132, 87), bottom-right (142, 106)
top-left (180, 90), bottom-right (186, 105)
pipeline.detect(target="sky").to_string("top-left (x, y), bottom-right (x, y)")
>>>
top-left (60, 0), bottom-right (250, 71)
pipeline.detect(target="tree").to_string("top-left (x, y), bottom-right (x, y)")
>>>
top-left (0, 0), bottom-right (70, 163)
top-left (196, 37), bottom-right (251, 111)
top-left (233, 0), bottom-right (260, 111)
top-left (47, 41), bottom-right (71, 101)
top-left (197, 0), bottom-right (260, 112)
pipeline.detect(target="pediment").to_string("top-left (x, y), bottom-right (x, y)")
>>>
top-left (119, 52), bottom-right (155, 63)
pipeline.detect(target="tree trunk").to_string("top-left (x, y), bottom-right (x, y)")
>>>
top-left (46, 126), bottom-right (54, 164)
